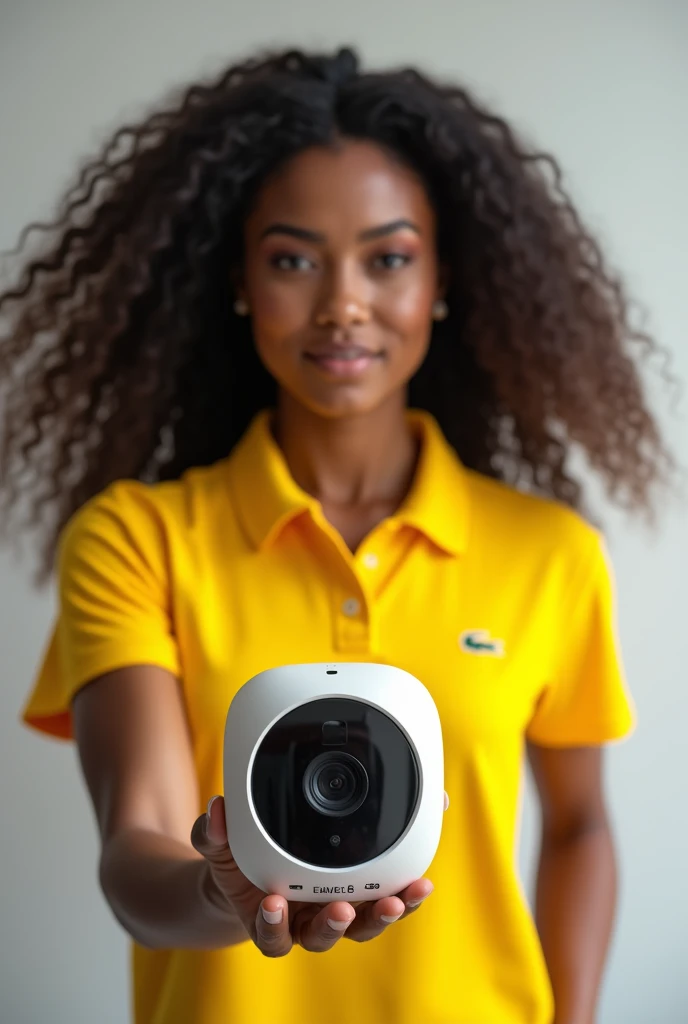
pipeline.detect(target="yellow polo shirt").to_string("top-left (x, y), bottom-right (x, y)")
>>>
top-left (22, 407), bottom-right (635, 1024)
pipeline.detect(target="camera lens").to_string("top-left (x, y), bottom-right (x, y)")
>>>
top-left (303, 752), bottom-right (369, 818)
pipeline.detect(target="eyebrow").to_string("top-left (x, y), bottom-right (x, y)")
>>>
top-left (259, 218), bottom-right (421, 243)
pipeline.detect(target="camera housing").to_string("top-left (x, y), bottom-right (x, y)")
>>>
top-left (223, 662), bottom-right (444, 903)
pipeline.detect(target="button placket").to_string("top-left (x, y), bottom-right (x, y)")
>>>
top-left (333, 583), bottom-right (370, 652)
top-left (342, 597), bottom-right (361, 617)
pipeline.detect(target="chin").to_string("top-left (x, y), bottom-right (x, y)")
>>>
top-left (291, 386), bottom-right (396, 420)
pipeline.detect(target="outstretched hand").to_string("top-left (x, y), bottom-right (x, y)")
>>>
top-left (191, 792), bottom-right (448, 957)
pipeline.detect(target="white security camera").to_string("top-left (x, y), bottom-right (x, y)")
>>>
top-left (223, 662), bottom-right (444, 903)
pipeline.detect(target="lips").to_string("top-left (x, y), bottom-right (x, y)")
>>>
top-left (304, 345), bottom-right (382, 378)
top-left (305, 344), bottom-right (377, 361)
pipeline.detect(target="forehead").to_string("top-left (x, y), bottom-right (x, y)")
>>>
top-left (246, 139), bottom-right (435, 236)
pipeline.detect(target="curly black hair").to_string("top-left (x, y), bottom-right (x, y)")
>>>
top-left (0, 45), bottom-right (679, 585)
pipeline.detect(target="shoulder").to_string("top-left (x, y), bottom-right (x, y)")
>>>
top-left (58, 459), bottom-right (231, 566)
top-left (463, 467), bottom-right (603, 565)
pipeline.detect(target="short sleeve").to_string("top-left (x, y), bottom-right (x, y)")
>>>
top-left (21, 481), bottom-right (181, 740)
top-left (526, 528), bottom-right (636, 747)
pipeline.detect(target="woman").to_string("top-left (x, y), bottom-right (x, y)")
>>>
top-left (0, 45), bottom-right (676, 1024)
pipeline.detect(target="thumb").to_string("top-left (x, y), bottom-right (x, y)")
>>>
top-left (190, 794), bottom-right (262, 914)
top-left (190, 795), bottom-right (231, 866)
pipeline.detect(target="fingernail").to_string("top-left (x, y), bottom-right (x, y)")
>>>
top-left (204, 796), bottom-right (218, 839)
top-left (406, 892), bottom-right (433, 909)
top-left (380, 912), bottom-right (403, 924)
top-left (261, 903), bottom-right (283, 926)
top-left (327, 918), bottom-right (351, 931)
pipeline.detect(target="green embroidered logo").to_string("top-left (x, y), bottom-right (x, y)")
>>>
top-left (459, 629), bottom-right (505, 657)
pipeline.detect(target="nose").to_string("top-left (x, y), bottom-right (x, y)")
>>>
top-left (314, 269), bottom-right (370, 328)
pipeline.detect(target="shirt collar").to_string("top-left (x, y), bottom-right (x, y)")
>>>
top-left (226, 408), bottom-right (470, 556)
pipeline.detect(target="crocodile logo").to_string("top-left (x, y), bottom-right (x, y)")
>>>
top-left (459, 629), bottom-right (505, 657)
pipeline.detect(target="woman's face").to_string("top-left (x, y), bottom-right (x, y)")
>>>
top-left (238, 139), bottom-right (445, 420)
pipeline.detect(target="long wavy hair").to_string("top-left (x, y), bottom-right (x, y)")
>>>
top-left (0, 45), bottom-right (678, 585)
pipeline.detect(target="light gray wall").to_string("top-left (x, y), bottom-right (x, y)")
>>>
top-left (1, 2), bottom-right (686, 1022)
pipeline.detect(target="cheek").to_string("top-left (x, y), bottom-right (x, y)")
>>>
top-left (378, 276), bottom-right (435, 342)
top-left (251, 282), bottom-right (308, 336)
top-left (248, 283), bottom-right (311, 383)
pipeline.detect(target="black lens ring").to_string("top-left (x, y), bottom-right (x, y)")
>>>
top-left (302, 751), bottom-right (369, 818)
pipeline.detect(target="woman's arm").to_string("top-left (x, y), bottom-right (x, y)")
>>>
top-left (527, 743), bottom-right (619, 1024)
top-left (72, 664), bottom-right (247, 950)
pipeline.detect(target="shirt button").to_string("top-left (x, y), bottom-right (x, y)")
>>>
top-left (362, 553), bottom-right (379, 569)
top-left (342, 598), bottom-right (361, 617)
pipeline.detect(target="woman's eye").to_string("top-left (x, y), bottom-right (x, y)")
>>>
top-left (373, 253), bottom-right (413, 271)
top-left (270, 254), bottom-right (313, 272)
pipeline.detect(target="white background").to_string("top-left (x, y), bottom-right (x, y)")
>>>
top-left (1, 2), bottom-right (686, 1021)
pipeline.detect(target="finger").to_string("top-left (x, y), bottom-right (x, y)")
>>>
top-left (345, 894), bottom-right (406, 943)
top-left (294, 901), bottom-right (356, 953)
top-left (397, 877), bottom-right (435, 916)
top-left (254, 895), bottom-right (293, 958)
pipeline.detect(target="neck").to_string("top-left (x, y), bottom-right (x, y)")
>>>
top-left (271, 391), bottom-right (419, 508)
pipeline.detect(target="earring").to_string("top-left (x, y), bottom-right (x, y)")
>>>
top-left (432, 299), bottom-right (448, 322)
top-left (234, 298), bottom-right (250, 316)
